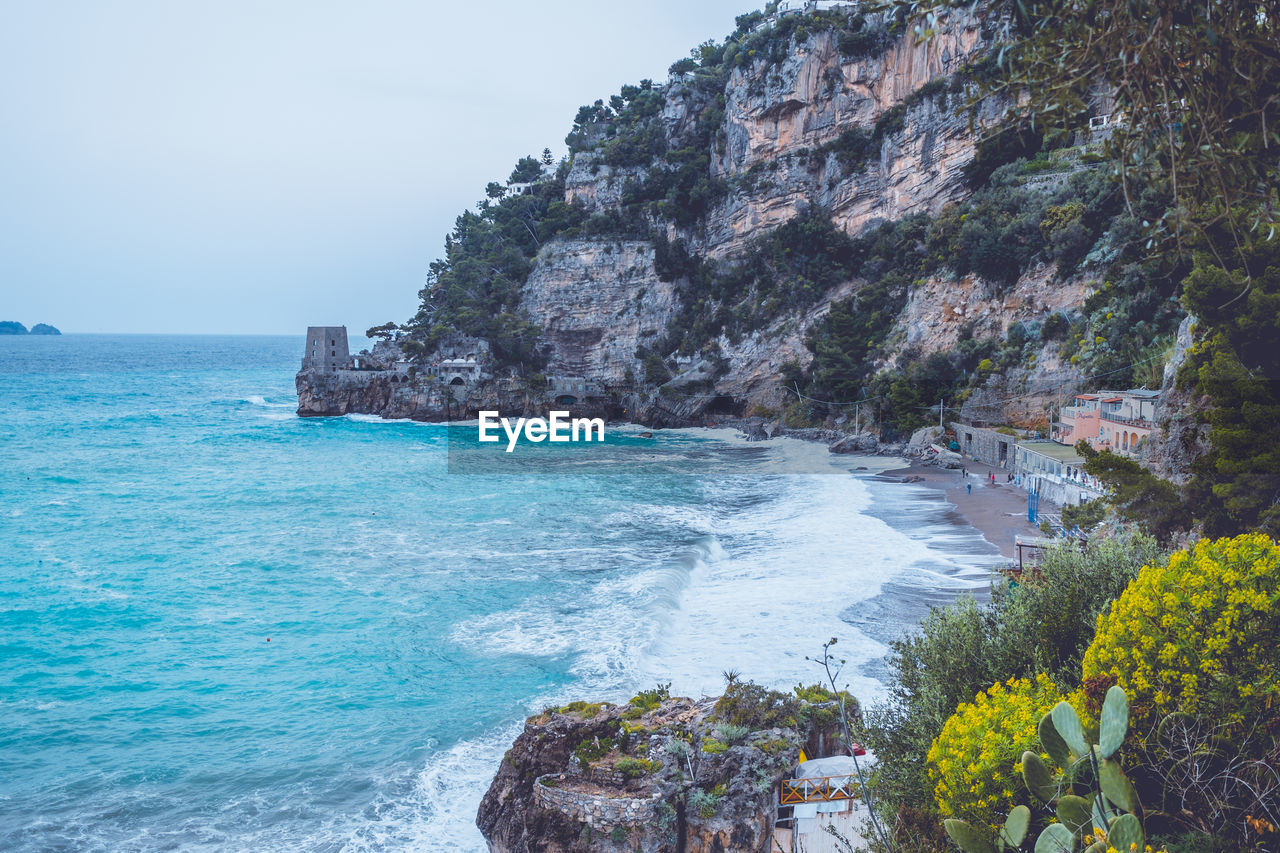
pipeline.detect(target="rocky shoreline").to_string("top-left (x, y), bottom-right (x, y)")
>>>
top-left (298, 358), bottom-right (1041, 557)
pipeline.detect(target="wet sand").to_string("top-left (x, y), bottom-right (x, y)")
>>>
top-left (881, 458), bottom-right (1043, 559)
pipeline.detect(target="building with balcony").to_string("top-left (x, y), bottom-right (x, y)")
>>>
top-left (547, 375), bottom-right (601, 406)
top-left (1051, 394), bottom-right (1102, 447)
top-left (1053, 389), bottom-right (1158, 459)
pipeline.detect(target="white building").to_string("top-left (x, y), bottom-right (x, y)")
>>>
top-left (773, 754), bottom-right (873, 853)
top-left (777, 0), bottom-right (857, 17)
top-left (437, 358), bottom-right (481, 386)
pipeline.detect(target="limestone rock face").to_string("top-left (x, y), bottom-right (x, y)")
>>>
top-left (514, 9), bottom-right (1001, 424)
top-left (521, 241), bottom-right (677, 384)
top-left (891, 264), bottom-right (1092, 366)
top-left (1144, 315), bottom-right (1210, 485)
top-left (564, 155), bottom-right (648, 213)
top-left (706, 14), bottom-right (990, 257)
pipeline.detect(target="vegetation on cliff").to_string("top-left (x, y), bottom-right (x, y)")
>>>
top-left (395, 3), bottom-right (979, 380)
top-left (901, 0), bottom-right (1280, 537)
top-left (799, 155), bottom-right (1181, 435)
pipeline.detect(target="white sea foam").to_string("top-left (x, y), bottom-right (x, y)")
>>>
top-left (314, 729), bottom-right (517, 852)
top-left (243, 395), bottom-right (293, 409)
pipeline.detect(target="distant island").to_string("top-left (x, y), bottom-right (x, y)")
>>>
top-left (0, 322), bottom-right (61, 335)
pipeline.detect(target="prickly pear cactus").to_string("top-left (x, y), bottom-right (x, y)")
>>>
top-left (942, 686), bottom-right (1150, 853)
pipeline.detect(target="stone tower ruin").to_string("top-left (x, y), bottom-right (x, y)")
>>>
top-left (302, 326), bottom-right (350, 373)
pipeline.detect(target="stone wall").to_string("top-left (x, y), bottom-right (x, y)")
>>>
top-left (533, 775), bottom-right (662, 829)
top-left (952, 422), bottom-right (1018, 469)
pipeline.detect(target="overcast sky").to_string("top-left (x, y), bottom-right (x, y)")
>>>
top-left (0, 1), bottom-right (752, 334)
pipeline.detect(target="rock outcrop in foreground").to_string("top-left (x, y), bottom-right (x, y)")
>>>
top-left (478, 685), bottom-right (853, 853)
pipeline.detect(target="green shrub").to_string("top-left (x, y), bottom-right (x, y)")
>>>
top-left (642, 353), bottom-right (671, 385)
top-left (758, 737), bottom-right (791, 756)
top-left (1061, 498), bottom-right (1107, 531)
top-left (615, 757), bottom-right (661, 779)
top-left (554, 701), bottom-right (609, 718)
top-left (866, 533), bottom-right (1162, 813)
top-left (713, 680), bottom-right (800, 730)
top-left (712, 723), bottom-right (749, 744)
top-left (700, 737), bottom-right (729, 754)
top-left (1078, 445), bottom-right (1191, 539)
top-left (687, 785), bottom-right (724, 819)
top-left (793, 683), bottom-right (839, 703)
top-left (573, 736), bottom-right (616, 765)
top-left (627, 683), bottom-right (670, 713)
top-left (995, 531), bottom-right (1161, 685)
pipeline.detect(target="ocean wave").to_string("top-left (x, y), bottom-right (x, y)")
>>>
top-left (242, 395), bottom-right (293, 409)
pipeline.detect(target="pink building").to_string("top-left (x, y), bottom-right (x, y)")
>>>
top-left (1053, 389), bottom-right (1158, 459)
top-left (1053, 394), bottom-right (1102, 446)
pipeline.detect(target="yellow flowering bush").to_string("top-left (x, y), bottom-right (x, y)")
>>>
top-left (925, 674), bottom-right (1069, 833)
top-left (1082, 534), bottom-right (1280, 731)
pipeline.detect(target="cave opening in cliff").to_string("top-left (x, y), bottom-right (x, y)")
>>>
top-left (554, 395), bottom-right (577, 406)
top-left (704, 395), bottom-right (744, 416)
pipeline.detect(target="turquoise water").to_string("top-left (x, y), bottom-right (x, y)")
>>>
top-left (0, 335), bottom-right (998, 850)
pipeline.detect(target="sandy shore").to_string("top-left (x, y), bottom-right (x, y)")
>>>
top-left (881, 457), bottom-right (1043, 559)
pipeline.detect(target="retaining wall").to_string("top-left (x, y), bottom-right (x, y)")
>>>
top-left (533, 774), bottom-right (662, 829)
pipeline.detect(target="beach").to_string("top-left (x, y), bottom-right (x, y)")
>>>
top-left (882, 457), bottom-right (1045, 560)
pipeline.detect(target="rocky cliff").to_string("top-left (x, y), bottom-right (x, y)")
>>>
top-left (704, 15), bottom-right (989, 255)
top-left (477, 685), bottom-right (851, 853)
top-left (297, 3), bottom-right (1179, 451)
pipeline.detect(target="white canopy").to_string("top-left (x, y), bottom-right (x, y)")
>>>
top-left (796, 755), bottom-right (859, 777)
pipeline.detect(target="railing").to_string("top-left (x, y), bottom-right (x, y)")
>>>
top-left (780, 775), bottom-right (863, 805)
top-left (1100, 411), bottom-right (1152, 427)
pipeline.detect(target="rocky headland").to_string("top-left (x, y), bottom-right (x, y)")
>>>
top-left (297, 3), bottom-right (1146, 449)
top-left (476, 684), bottom-right (856, 853)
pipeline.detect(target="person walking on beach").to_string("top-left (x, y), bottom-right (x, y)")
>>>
top-left (966, 483), bottom-right (972, 495)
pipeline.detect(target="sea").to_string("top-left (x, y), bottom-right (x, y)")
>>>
top-left (0, 335), bottom-right (999, 851)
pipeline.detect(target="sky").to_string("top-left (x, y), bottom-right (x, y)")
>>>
top-left (0, 0), bottom-right (752, 334)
